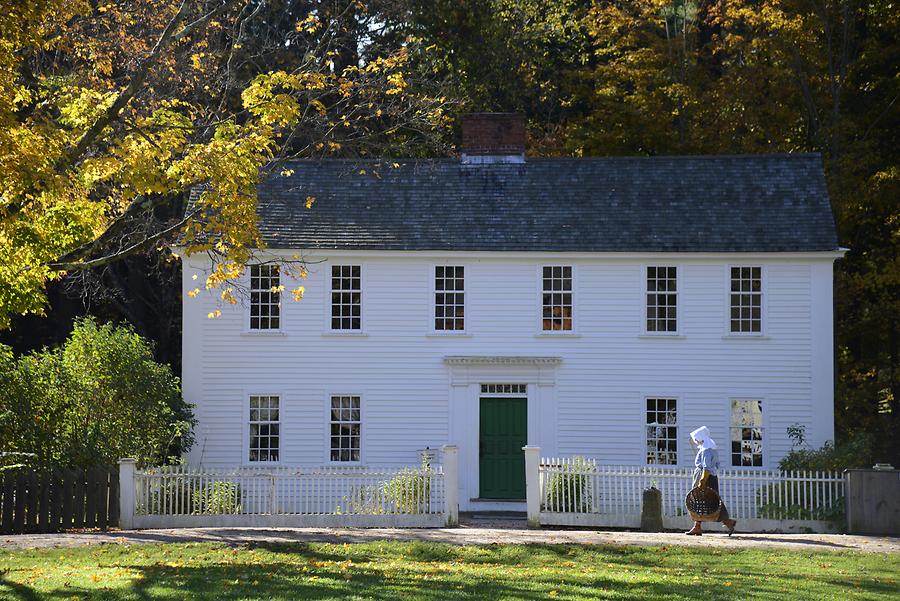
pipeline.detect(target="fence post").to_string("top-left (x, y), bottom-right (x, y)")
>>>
top-left (442, 445), bottom-right (459, 527)
top-left (523, 446), bottom-right (541, 528)
top-left (118, 459), bottom-right (136, 530)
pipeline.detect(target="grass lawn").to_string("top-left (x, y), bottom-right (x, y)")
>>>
top-left (0, 541), bottom-right (897, 600)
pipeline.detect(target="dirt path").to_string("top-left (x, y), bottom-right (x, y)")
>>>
top-left (3, 519), bottom-right (897, 554)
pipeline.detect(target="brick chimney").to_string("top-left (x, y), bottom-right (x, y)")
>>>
top-left (460, 113), bottom-right (526, 164)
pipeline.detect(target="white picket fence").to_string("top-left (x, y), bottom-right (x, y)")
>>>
top-left (118, 446), bottom-right (459, 529)
top-left (533, 454), bottom-right (845, 533)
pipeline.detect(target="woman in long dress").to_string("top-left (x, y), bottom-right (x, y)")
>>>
top-left (686, 426), bottom-right (737, 536)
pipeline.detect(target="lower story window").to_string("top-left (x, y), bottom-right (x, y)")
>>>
top-left (731, 399), bottom-right (763, 466)
top-left (330, 395), bottom-right (361, 462)
top-left (646, 398), bottom-right (677, 465)
top-left (249, 395), bottom-right (279, 462)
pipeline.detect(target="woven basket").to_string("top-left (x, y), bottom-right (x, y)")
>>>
top-left (685, 486), bottom-right (723, 522)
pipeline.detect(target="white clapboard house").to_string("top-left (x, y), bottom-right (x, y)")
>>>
top-left (181, 113), bottom-right (843, 511)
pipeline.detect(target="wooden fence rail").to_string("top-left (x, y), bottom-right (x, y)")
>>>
top-left (0, 467), bottom-right (118, 534)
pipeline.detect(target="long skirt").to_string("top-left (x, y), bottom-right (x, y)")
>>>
top-left (704, 475), bottom-right (731, 522)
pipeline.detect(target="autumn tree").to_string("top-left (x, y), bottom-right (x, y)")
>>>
top-left (0, 0), bottom-right (452, 329)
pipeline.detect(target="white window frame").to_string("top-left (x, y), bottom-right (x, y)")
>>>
top-left (326, 393), bottom-right (363, 464)
top-left (432, 264), bottom-right (467, 334)
top-left (247, 264), bottom-right (282, 332)
top-left (643, 264), bottom-right (680, 335)
top-left (326, 263), bottom-right (365, 334)
top-left (729, 398), bottom-right (766, 468)
top-left (244, 392), bottom-right (282, 464)
top-left (644, 396), bottom-right (679, 466)
top-left (537, 264), bottom-right (577, 335)
top-left (725, 264), bottom-right (767, 337)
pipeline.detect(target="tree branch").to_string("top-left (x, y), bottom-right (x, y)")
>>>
top-left (49, 210), bottom-right (198, 272)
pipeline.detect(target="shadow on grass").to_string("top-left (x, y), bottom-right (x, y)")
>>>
top-left (1, 543), bottom-right (896, 601)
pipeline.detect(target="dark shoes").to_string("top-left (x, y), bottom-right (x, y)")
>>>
top-left (724, 519), bottom-right (737, 535)
top-left (686, 521), bottom-right (735, 536)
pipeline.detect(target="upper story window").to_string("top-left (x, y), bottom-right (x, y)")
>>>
top-left (249, 395), bottom-right (279, 462)
top-left (434, 266), bottom-right (465, 331)
top-left (331, 265), bottom-right (361, 330)
top-left (330, 395), bottom-right (361, 462)
top-left (646, 398), bottom-right (677, 465)
top-left (731, 399), bottom-right (763, 466)
top-left (646, 266), bottom-right (677, 333)
top-left (542, 266), bottom-right (572, 331)
top-left (730, 266), bottom-right (762, 333)
top-left (250, 265), bottom-right (280, 330)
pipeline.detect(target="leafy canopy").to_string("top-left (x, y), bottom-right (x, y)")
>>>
top-left (0, 317), bottom-right (192, 469)
top-left (0, 0), bottom-right (451, 328)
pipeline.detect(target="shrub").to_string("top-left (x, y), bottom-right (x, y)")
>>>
top-left (0, 317), bottom-right (194, 470)
top-left (193, 481), bottom-right (241, 515)
top-left (543, 456), bottom-right (594, 512)
top-left (779, 435), bottom-right (876, 473)
top-left (752, 426), bottom-right (870, 529)
top-left (383, 461), bottom-right (434, 514)
top-left (346, 457), bottom-right (435, 515)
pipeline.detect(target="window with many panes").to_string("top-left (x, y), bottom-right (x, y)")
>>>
top-left (646, 266), bottom-right (677, 333)
top-left (646, 398), bottom-right (678, 465)
top-left (331, 265), bottom-right (361, 330)
top-left (542, 266), bottom-right (573, 331)
top-left (249, 395), bottom-right (279, 462)
top-left (435, 266), bottom-right (465, 331)
top-left (330, 395), bottom-right (361, 462)
top-left (731, 399), bottom-right (763, 466)
top-left (250, 265), bottom-right (280, 330)
top-left (480, 384), bottom-right (527, 395)
top-left (730, 266), bottom-right (762, 333)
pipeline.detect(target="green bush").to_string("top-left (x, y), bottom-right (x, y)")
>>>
top-left (543, 456), bottom-right (594, 512)
top-left (752, 426), bottom-right (867, 528)
top-left (0, 317), bottom-right (194, 470)
top-left (756, 485), bottom-right (845, 524)
top-left (193, 481), bottom-right (242, 515)
top-left (383, 466), bottom-right (434, 514)
top-left (346, 457), bottom-right (435, 515)
top-left (778, 435), bottom-right (875, 472)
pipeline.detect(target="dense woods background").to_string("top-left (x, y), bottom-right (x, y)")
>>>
top-left (1, 1), bottom-right (897, 463)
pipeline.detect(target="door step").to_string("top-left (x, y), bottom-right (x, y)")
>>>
top-left (469, 512), bottom-right (527, 521)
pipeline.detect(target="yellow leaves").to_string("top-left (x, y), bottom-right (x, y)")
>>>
top-left (58, 87), bottom-right (118, 130)
top-left (221, 288), bottom-right (237, 305)
top-left (191, 53), bottom-right (205, 71)
top-left (549, 591), bottom-right (559, 597)
top-left (242, 72), bottom-right (304, 127)
top-left (281, 169), bottom-right (295, 177)
top-left (386, 72), bottom-right (408, 95)
top-left (186, 288), bottom-right (200, 298)
top-left (296, 14), bottom-right (320, 33)
top-left (207, 310), bottom-right (222, 319)
top-left (291, 286), bottom-right (305, 301)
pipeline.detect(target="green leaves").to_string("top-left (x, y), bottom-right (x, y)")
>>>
top-left (0, 317), bottom-right (193, 469)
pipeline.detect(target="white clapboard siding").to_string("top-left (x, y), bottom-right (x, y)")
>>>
top-left (182, 253), bottom-right (836, 509)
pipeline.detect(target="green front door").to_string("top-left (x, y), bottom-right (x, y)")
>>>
top-left (479, 397), bottom-right (527, 499)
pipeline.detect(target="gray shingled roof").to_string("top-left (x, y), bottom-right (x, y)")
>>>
top-left (248, 154), bottom-right (838, 252)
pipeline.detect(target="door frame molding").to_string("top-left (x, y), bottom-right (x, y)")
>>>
top-left (443, 356), bottom-right (561, 510)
